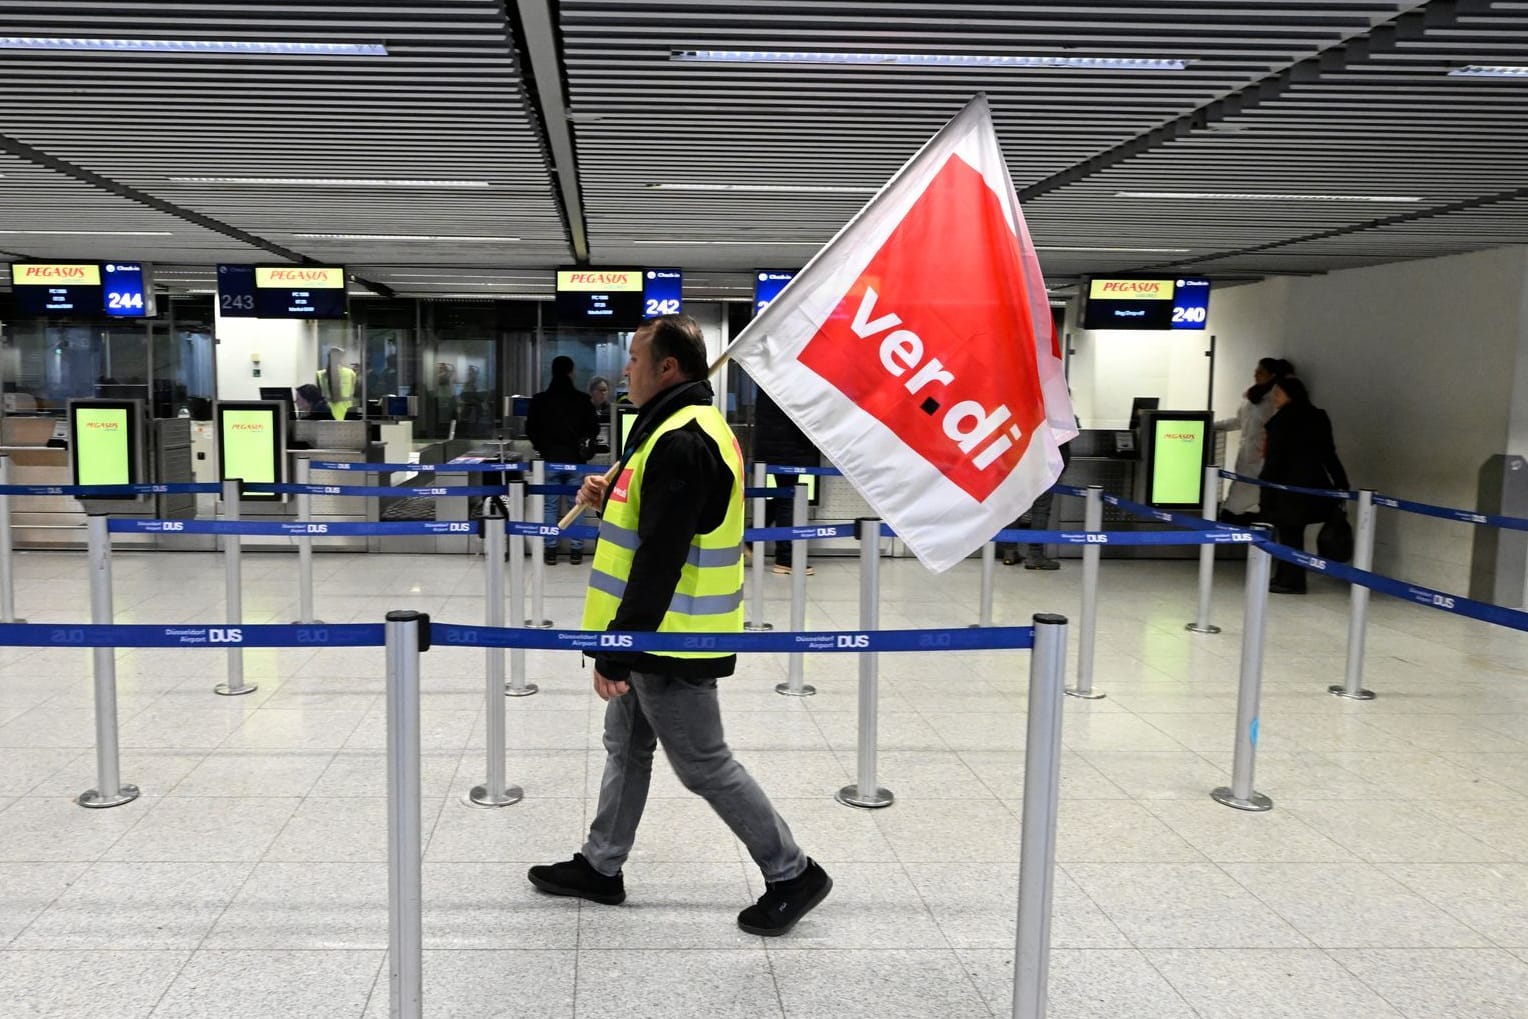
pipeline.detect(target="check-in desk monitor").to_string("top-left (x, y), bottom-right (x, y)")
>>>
top-left (216, 401), bottom-right (286, 501)
top-left (69, 398), bottom-right (146, 514)
top-left (1136, 410), bottom-right (1214, 509)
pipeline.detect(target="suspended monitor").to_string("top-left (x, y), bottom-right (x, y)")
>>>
top-left (10, 263), bottom-right (103, 316)
top-left (252, 265), bottom-right (348, 319)
top-left (1083, 277), bottom-right (1210, 330)
top-left (555, 268), bottom-right (644, 327)
top-left (69, 399), bottom-right (144, 496)
top-left (216, 401), bottom-right (287, 501)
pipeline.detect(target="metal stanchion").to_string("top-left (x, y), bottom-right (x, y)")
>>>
top-left (385, 610), bottom-right (427, 1019)
top-left (972, 540), bottom-right (996, 629)
top-left (1212, 525), bottom-right (1274, 812)
top-left (292, 457), bottom-right (322, 624)
top-left (0, 455), bottom-right (25, 623)
top-left (1333, 489), bottom-right (1377, 700)
top-left (77, 514), bottom-right (139, 809)
top-left (216, 478), bottom-right (254, 696)
top-left (506, 478), bottom-right (539, 697)
top-left (777, 480), bottom-right (815, 697)
top-left (744, 462), bottom-right (772, 631)
top-left (1012, 613), bottom-right (1069, 1019)
top-left (527, 460), bottom-right (552, 628)
top-left (1186, 463), bottom-right (1222, 634)
top-left (470, 509), bottom-right (524, 806)
top-left (1066, 486), bottom-right (1105, 700)
top-left (837, 518), bottom-right (892, 809)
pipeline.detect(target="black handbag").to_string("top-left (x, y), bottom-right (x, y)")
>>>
top-left (1317, 507), bottom-right (1354, 563)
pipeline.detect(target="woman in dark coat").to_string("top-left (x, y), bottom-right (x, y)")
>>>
top-left (752, 389), bottom-right (821, 574)
top-left (1260, 376), bottom-right (1349, 593)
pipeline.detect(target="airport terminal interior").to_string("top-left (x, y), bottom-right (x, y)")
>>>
top-left (3, 2), bottom-right (1528, 1017)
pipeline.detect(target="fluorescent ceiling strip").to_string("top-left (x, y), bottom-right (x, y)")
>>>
top-left (0, 37), bottom-right (386, 56)
top-left (1115, 191), bottom-right (1422, 202)
top-left (1035, 245), bottom-right (1190, 253)
top-left (671, 50), bottom-right (1187, 70)
top-left (292, 233), bottom-right (520, 242)
top-left (170, 176), bottom-right (488, 188)
top-left (1448, 64), bottom-right (1528, 77)
top-left (0, 229), bottom-right (173, 236)
top-left (648, 182), bottom-right (877, 194)
top-left (631, 239), bottom-right (819, 246)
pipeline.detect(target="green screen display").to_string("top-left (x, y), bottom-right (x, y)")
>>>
top-left (220, 408), bottom-right (279, 486)
top-left (1150, 419), bottom-right (1207, 505)
top-left (73, 407), bottom-right (132, 486)
top-left (765, 471), bottom-right (818, 504)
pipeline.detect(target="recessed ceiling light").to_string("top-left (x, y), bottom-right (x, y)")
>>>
top-left (671, 50), bottom-right (1188, 70)
top-left (1448, 65), bottom-right (1528, 78)
top-left (292, 233), bottom-right (520, 242)
top-left (647, 183), bottom-right (877, 194)
top-left (0, 37), bottom-right (386, 56)
top-left (1115, 191), bottom-right (1422, 202)
top-left (169, 176), bottom-right (488, 188)
top-left (0, 229), bottom-right (173, 236)
top-left (1035, 245), bottom-right (1191, 253)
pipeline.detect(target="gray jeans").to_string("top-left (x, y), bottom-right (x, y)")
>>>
top-left (582, 670), bottom-right (806, 884)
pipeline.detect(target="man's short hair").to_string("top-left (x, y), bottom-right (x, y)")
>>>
top-left (640, 314), bottom-right (708, 380)
top-left (551, 355), bottom-right (575, 379)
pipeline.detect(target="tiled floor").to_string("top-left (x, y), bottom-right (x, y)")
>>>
top-left (1, 546), bottom-right (1527, 1017)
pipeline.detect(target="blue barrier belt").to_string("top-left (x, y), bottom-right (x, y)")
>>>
top-left (1255, 539), bottom-right (1528, 632)
top-left (0, 621), bottom-right (385, 648)
top-left (307, 460), bottom-right (525, 474)
top-left (1052, 485), bottom-right (1088, 498)
top-left (742, 487), bottom-right (798, 500)
top-left (246, 483), bottom-right (508, 498)
top-left (762, 465), bottom-right (843, 477)
top-left (544, 463), bottom-right (608, 474)
top-left (746, 523), bottom-right (859, 542)
top-left (506, 521), bottom-right (600, 540)
top-left (430, 622), bottom-right (1034, 653)
top-left (1372, 494), bottom-right (1528, 532)
top-left (1219, 469), bottom-right (1355, 501)
top-left (992, 528), bottom-right (1257, 547)
top-left (526, 484), bottom-right (582, 496)
top-left (109, 519), bottom-right (484, 537)
top-left (0, 482), bottom-right (222, 497)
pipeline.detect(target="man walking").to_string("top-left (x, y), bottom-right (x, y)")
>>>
top-left (525, 355), bottom-right (599, 565)
top-left (528, 314), bottom-right (831, 936)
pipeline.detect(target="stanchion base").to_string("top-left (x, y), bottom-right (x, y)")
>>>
top-left (504, 682), bottom-right (540, 698)
top-left (836, 785), bottom-right (894, 809)
top-left (466, 784), bottom-right (524, 808)
top-left (77, 784), bottom-right (140, 809)
top-left (214, 682), bottom-right (258, 697)
top-left (1, 617), bottom-right (26, 624)
top-left (744, 622), bottom-right (775, 632)
top-left (1185, 623), bottom-right (1222, 634)
top-left (291, 619), bottom-right (325, 625)
top-left (523, 619), bottom-right (554, 630)
top-left (1328, 685), bottom-right (1377, 701)
top-left (1211, 786), bottom-right (1273, 812)
top-left (775, 682), bottom-right (816, 697)
top-left (1065, 688), bottom-right (1107, 701)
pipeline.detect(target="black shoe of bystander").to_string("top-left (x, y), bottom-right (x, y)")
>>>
top-left (737, 858), bottom-right (832, 937)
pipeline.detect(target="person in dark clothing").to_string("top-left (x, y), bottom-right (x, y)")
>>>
top-left (752, 388), bottom-right (822, 574)
top-left (526, 355), bottom-right (600, 564)
top-left (294, 383), bottom-right (332, 421)
top-left (527, 314), bottom-right (830, 938)
top-left (1260, 376), bottom-right (1350, 594)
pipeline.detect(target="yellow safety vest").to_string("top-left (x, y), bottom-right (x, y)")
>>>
top-left (581, 404), bottom-right (744, 660)
top-left (317, 366), bottom-right (357, 420)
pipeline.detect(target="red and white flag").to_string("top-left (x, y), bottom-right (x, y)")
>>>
top-left (725, 95), bottom-right (1077, 572)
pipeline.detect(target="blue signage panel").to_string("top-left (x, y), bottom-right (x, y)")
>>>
top-left (217, 264), bottom-right (257, 318)
top-left (1170, 277), bottom-right (1211, 330)
top-left (643, 269), bottom-right (683, 317)
top-left (102, 262), bottom-right (156, 318)
top-left (753, 270), bottom-right (796, 315)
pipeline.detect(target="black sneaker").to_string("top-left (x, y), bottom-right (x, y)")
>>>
top-left (570, 550), bottom-right (584, 565)
top-left (1023, 555), bottom-right (1061, 571)
top-left (737, 858), bottom-right (831, 936)
top-left (527, 853), bottom-right (626, 905)
top-left (543, 549), bottom-right (558, 566)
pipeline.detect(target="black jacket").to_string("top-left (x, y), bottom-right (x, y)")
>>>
top-left (751, 389), bottom-right (820, 467)
top-left (526, 377), bottom-right (599, 463)
top-left (589, 379), bottom-right (737, 682)
top-left (1261, 402), bottom-right (1350, 526)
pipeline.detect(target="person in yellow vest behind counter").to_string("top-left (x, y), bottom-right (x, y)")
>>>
top-left (316, 346), bottom-right (357, 420)
top-left (528, 314), bottom-right (831, 937)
